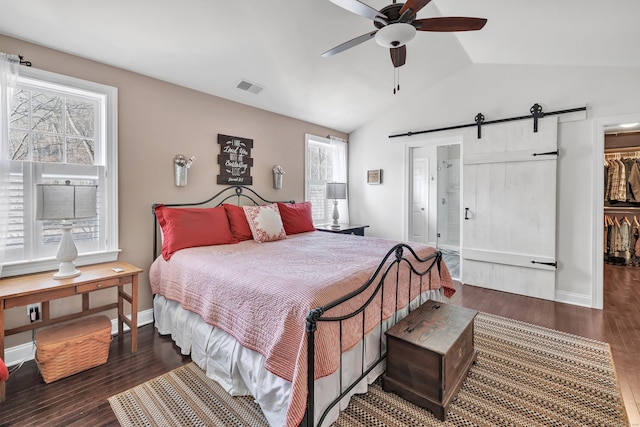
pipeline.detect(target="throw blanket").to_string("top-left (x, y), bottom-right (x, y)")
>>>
top-left (150, 231), bottom-right (454, 426)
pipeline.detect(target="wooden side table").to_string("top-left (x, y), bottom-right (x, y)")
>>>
top-left (316, 224), bottom-right (369, 236)
top-left (0, 261), bottom-right (142, 402)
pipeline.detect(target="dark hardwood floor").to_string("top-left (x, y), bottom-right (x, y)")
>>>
top-left (1, 263), bottom-right (638, 426)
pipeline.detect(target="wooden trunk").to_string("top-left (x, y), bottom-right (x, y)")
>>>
top-left (35, 315), bottom-right (112, 383)
top-left (382, 301), bottom-right (477, 420)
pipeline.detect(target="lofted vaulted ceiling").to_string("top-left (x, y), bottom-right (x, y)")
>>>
top-left (0, 0), bottom-right (639, 133)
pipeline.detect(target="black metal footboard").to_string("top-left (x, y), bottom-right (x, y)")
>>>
top-left (304, 244), bottom-right (443, 427)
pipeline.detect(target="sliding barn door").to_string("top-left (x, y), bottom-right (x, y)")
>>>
top-left (462, 117), bottom-right (558, 300)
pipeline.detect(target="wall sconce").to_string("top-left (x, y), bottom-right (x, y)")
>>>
top-left (273, 165), bottom-right (285, 189)
top-left (174, 155), bottom-right (195, 187)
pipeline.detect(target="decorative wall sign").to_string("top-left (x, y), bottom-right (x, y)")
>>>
top-left (367, 169), bottom-right (382, 185)
top-left (217, 134), bottom-right (254, 185)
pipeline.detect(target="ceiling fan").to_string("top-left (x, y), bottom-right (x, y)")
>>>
top-left (322, 0), bottom-right (487, 69)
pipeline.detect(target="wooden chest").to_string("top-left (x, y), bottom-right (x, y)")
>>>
top-left (382, 301), bottom-right (477, 420)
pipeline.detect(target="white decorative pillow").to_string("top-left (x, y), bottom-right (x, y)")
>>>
top-left (243, 203), bottom-right (287, 243)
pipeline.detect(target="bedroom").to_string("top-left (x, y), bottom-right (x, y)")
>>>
top-left (0, 0), bottom-right (639, 425)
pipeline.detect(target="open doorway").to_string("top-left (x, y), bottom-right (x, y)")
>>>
top-left (407, 139), bottom-right (462, 280)
top-left (594, 113), bottom-right (640, 309)
top-left (601, 121), bottom-right (640, 310)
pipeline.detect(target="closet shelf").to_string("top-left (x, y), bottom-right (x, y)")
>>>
top-left (604, 206), bottom-right (640, 211)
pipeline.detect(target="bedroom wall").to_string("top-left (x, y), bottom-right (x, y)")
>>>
top-left (0, 35), bottom-right (347, 351)
top-left (348, 63), bottom-right (640, 308)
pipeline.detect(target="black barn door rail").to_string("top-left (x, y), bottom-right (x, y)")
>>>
top-left (389, 104), bottom-right (587, 140)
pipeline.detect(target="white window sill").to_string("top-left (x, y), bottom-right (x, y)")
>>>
top-left (1, 250), bottom-right (122, 278)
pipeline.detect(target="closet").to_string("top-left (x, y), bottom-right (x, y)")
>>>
top-left (604, 131), bottom-right (640, 267)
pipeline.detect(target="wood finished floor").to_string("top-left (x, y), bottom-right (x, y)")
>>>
top-left (0, 263), bottom-right (638, 426)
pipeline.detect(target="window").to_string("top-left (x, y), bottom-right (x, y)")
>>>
top-left (304, 134), bottom-right (348, 225)
top-left (3, 67), bottom-right (118, 277)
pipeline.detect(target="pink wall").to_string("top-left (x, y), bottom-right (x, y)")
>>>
top-left (0, 35), bottom-right (348, 348)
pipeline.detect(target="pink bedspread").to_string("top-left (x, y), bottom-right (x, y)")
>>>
top-left (149, 231), bottom-right (454, 426)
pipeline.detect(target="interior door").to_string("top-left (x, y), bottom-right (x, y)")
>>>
top-left (410, 157), bottom-right (429, 244)
top-left (462, 117), bottom-right (558, 300)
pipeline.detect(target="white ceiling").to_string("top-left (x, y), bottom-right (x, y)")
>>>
top-left (1, 0), bottom-right (639, 133)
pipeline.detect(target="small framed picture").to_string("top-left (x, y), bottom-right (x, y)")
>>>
top-left (367, 169), bottom-right (382, 185)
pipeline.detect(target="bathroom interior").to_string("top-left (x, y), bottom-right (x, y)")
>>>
top-left (410, 143), bottom-right (461, 280)
top-left (436, 144), bottom-right (461, 279)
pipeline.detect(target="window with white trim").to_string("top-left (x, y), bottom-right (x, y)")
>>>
top-left (3, 67), bottom-right (118, 277)
top-left (304, 134), bottom-right (348, 225)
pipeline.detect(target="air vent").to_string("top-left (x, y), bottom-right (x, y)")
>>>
top-left (236, 79), bottom-right (264, 95)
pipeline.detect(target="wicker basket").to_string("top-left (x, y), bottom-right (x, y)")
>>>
top-left (35, 315), bottom-right (112, 383)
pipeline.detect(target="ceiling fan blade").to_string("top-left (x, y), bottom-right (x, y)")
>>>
top-left (413, 17), bottom-right (487, 32)
top-left (399, 0), bottom-right (432, 17)
top-left (390, 45), bottom-right (406, 68)
top-left (329, 0), bottom-right (387, 21)
top-left (322, 30), bottom-right (378, 57)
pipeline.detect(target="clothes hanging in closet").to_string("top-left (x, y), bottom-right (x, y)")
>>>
top-left (604, 214), bottom-right (640, 265)
top-left (604, 157), bottom-right (640, 203)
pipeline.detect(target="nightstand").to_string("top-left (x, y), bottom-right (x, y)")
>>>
top-left (316, 224), bottom-right (369, 236)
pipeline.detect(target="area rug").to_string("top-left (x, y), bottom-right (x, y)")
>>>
top-left (109, 312), bottom-right (628, 427)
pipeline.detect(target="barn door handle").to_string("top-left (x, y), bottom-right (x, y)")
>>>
top-left (531, 260), bottom-right (558, 268)
top-left (464, 208), bottom-right (470, 220)
top-left (532, 150), bottom-right (559, 157)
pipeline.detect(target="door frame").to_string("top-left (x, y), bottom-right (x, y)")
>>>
top-left (592, 112), bottom-right (640, 310)
top-left (403, 134), bottom-right (463, 247)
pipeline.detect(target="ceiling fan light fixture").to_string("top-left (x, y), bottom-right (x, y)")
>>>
top-left (375, 23), bottom-right (416, 48)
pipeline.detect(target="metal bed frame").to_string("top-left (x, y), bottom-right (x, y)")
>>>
top-left (151, 185), bottom-right (444, 427)
top-left (304, 243), bottom-right (441, 426)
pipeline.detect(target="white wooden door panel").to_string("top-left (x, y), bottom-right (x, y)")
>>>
top-left (462, 117), bottom-right (558, 300)
top-left (411, 158), bottom-right (428, 243)
top-left (465, 159), bottom-right (556, 255)
top-left (463, 248), bottom-right (557, 271)
top-left (463, 260), bottom-right (556, 299)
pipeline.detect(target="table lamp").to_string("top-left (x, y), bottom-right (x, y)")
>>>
top-left (325, 182), bottom-right (347, 229)
top-left (35, 182), bottom-right (97, 279)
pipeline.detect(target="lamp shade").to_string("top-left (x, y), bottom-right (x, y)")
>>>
top-left (36, 183), bottom-right (97, 220)
top-left (326, 182), bottom-right (347, 200)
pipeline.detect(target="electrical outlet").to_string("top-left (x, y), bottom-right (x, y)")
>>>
top-left (27, 303), bottom-right (41, 323)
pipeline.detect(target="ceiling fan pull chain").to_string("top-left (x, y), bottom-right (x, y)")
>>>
top-left (393, 68), bottom-right (396, 94)
top-left (393, 67), bottom-right (400, 94)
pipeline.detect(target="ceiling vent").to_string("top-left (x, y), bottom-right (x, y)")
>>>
top-left (236, 79), bottom-right (264, 95)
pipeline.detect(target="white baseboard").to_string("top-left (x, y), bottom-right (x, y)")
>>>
top-left (4, 308), bottom-right (154, 367)
top-left (554, 290), bottom-right (593, 308)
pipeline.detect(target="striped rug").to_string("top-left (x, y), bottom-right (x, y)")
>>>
top-left (109, 312), bottom-right (628, 426)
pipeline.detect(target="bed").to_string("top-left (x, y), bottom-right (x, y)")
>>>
top-left (150, 186), bottom-right (455, 427)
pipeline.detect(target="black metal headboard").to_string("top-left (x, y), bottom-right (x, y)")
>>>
top-left (151, 185), bottom-right (295, 260)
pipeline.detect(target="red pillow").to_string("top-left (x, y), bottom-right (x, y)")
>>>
top-left (0, 357), bottom-right (8, 382)
top-left (277, 202), bottom-right (315, 235)
top-left (155, 205), bottom-right (235, 260)
top-left (223, 204), bottom-right (253, 241)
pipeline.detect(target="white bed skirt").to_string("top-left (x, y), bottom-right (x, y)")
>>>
top-left (154, 288), bottom-right (443, 427)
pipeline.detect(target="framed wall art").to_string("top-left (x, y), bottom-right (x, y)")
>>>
top-left (217, 134), bottom-right (254, 185)
top-left (367, 169), bottom-right (382, 185)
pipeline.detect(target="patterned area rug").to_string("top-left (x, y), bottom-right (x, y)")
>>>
top-left (109, 312), bottom-right (628, 427)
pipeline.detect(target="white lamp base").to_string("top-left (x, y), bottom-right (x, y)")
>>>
top-left (53, 221), bottom-right (81, 280)
top-left (53, 263), bottom-right (81, 279)
top-left (331, 199), bottom-right (341, 229)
